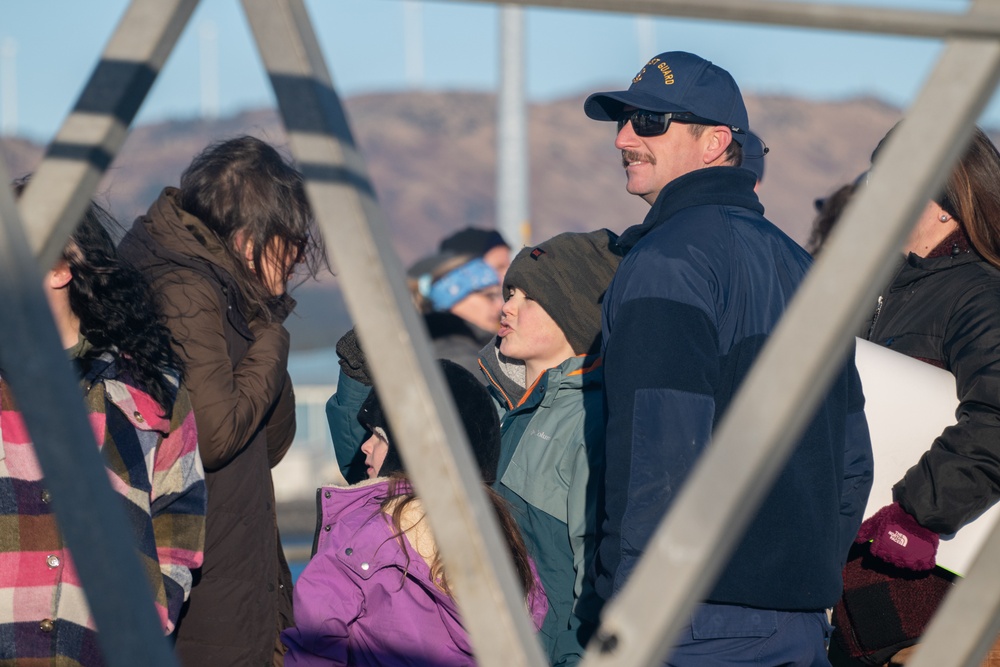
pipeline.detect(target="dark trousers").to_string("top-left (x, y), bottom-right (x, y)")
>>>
top-left (666, 603), bottom-right (832, 667)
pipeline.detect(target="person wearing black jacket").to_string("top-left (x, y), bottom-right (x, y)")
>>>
top-left (858, 126), bottom-right (1000, 562)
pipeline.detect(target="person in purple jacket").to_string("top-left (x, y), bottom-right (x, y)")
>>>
top-left (282, 360), bottom-right (547, 666)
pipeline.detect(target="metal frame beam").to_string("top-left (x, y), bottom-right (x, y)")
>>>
top-left (9, 1), bottom-right (1000, 666)
top-left (0, 1), bottom-right (201, 665)
top-left (239, 1), bottom-right (547, 665)
top-left (0, 150), bottom-right (168, 666)
top-left (0, 168), bottom-right (178, 667)
top-left (19, 0), bottom-right (199, 270)
top-left (438, 0), bottom-right (1000, 40)
top-left (907, 517), bottom-right (1000, 667)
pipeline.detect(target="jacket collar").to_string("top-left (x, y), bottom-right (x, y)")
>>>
top-left (478, 340), bottom-right (602, 411)
top-left (144, 188), bottom-right (242, 277)
top-left (924, 227), bottom-right (973, 259)
top-left (478, 339), bottom-right (527, 409)
top-left (616, 166), bottom-right (763, 253)
top-left (891, 243), bottom-right (986, 291)
top-left (122, 189), bottom-right (256, 337)
top-left (318, 479), bottom-right (467, 646)
top-left (75, 349), bottom-right (177, 435)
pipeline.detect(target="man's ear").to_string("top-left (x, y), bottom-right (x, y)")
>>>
top-left (47, 260), bottom-right (72, 289)
top-left (703, 126), bottom-right (734, 165)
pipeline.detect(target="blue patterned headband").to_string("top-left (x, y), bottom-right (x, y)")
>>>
top-left (421, 258), bottom-right (499, 311)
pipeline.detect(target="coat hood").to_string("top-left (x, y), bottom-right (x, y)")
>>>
top-left (316, 480), bottom-right (474, 656)
top-left (119, 188), bottom-right (296, 326)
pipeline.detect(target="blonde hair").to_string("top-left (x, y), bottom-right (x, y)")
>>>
top-left (379, 474), bottom-right (536, 598)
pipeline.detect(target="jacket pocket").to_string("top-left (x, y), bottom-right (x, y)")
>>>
top-left (690, 603), bottom-right (778, 639)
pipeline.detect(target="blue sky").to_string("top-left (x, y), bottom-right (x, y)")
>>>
top-left (0, 0), bottom-right (987, 142)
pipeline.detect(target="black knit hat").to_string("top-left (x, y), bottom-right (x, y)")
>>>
top-left (440, 227), bottom-right (509, 257)
top-left (357, 359), bottom-right (502, 483)
top-left (503, 229), bottom-right (622, 355)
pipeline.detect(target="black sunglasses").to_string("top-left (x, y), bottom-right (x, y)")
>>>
top-left (617, 109), bottom-right (744, 138)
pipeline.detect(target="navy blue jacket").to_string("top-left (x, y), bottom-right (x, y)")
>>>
top-left (597, 167), bottom-right (873, 611)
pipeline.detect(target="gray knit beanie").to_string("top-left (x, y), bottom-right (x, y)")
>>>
top-left (503, 229), bottom-right (622, 355)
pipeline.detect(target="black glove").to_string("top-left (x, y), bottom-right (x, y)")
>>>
top-left (336, 328), bottom-right (372, 386)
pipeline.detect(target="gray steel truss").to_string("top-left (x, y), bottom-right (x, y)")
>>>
top-left (239, 1), bottom-right (548, 665)
top-left (0, 3), bottom-right (198, 666)
top-left (3, 0), bottom-right (1000, 666)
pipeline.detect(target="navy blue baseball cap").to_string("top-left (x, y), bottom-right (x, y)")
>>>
top-left (584, 51), bottom-right (749, 146)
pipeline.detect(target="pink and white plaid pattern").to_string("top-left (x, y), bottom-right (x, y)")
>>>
top-left (0, 356), bottom-right (205, 666)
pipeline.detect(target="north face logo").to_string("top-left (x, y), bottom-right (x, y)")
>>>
top-left (888, 530), bottom-right (908, 547)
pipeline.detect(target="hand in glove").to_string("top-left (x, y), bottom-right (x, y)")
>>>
top-left (855, 501), bottom-right (939, 571)
top-left (336, 328), bottom-right (372, 386)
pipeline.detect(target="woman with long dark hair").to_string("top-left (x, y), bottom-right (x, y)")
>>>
top-left (119, 136), bottom-right (324, 666)
top-left (0, 192), bottom-right (205, 666)
top-left (832, 127), bottom-right (1000, 664)
top-left (860, 127), bottom-right (1000, 549)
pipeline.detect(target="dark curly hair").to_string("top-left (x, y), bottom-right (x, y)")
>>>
top-left (178, 135), bottom-right (326, 320)
top-left (67, 204), bottom-right (184, 413)
top-left (16, 179), bottom-right (183, 413)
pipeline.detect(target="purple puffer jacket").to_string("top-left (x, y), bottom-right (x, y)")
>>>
top-left (282, 479), bottom-right (548, 666)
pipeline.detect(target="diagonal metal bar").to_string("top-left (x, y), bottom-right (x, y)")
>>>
top-left (19, 0), bottom-right (199, 271)
top-left (0, 168), bottom-right (176, 663)
top-left (580, 28), bottom-right (1000, 667)
top-left (438, 0), bottom-right (1000, 40)
top-left (239, 1), bottom-right (548, 665)
top-left (906, 515), bottom-right (1000, 667)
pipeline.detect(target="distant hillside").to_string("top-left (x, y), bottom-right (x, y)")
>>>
top-left (1, 90), bottom-right (906, 351)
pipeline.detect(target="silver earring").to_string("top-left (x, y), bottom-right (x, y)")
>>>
top-left (939, 214), bottom-right (950, 222)
top-left (248, 259), bottom-right (255, 270)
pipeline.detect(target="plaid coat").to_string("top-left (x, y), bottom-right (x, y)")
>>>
top-left (0, 353), bottom-right (206, 666)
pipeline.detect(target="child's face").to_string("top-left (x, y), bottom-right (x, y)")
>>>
top-left (361, 428), bottom-right (390, 478)
top-left (498, 288), bottom-right (575, 373)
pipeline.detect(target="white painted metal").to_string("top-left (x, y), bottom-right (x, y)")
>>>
top-left (199, 21), bottom-right (220, 120)
top-left (907, 512), bottom-right (1000, 667)
top-left (439, 0), bottom-right (1000, 39)
top-left (403, 1), bottom-right (425, 89)
top-left (497, 5), bottom-right (529, 248)
top-left (19, 0), bottom-right (200, 271)
top-left (0, 1), bottom-right (204, 664)
top-left (239, 1), bottom-right (548, 665)
top-left (0, 153), bottom-right (177, 665)
top-left (8, 1), bottom-right (1000, 666)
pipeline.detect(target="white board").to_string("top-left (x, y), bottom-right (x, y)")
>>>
top-left (855, 337), bottom-right (999, 576)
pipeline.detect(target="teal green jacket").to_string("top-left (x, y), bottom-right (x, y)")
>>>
top-left (479, 345), bottom-right (605, 665)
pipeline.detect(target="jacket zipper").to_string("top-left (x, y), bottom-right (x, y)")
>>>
top-left (866, 295), bottom-right (883, 341)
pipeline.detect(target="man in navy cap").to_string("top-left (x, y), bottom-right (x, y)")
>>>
top-left (581, 52), bottom-right (873, 664)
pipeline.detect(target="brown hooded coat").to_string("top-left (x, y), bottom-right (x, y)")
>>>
top-left (119, 188), bottom-right (295, 667)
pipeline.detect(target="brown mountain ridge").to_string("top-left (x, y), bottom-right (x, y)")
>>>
top-left (1, 90), bottom-right (910, 350)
